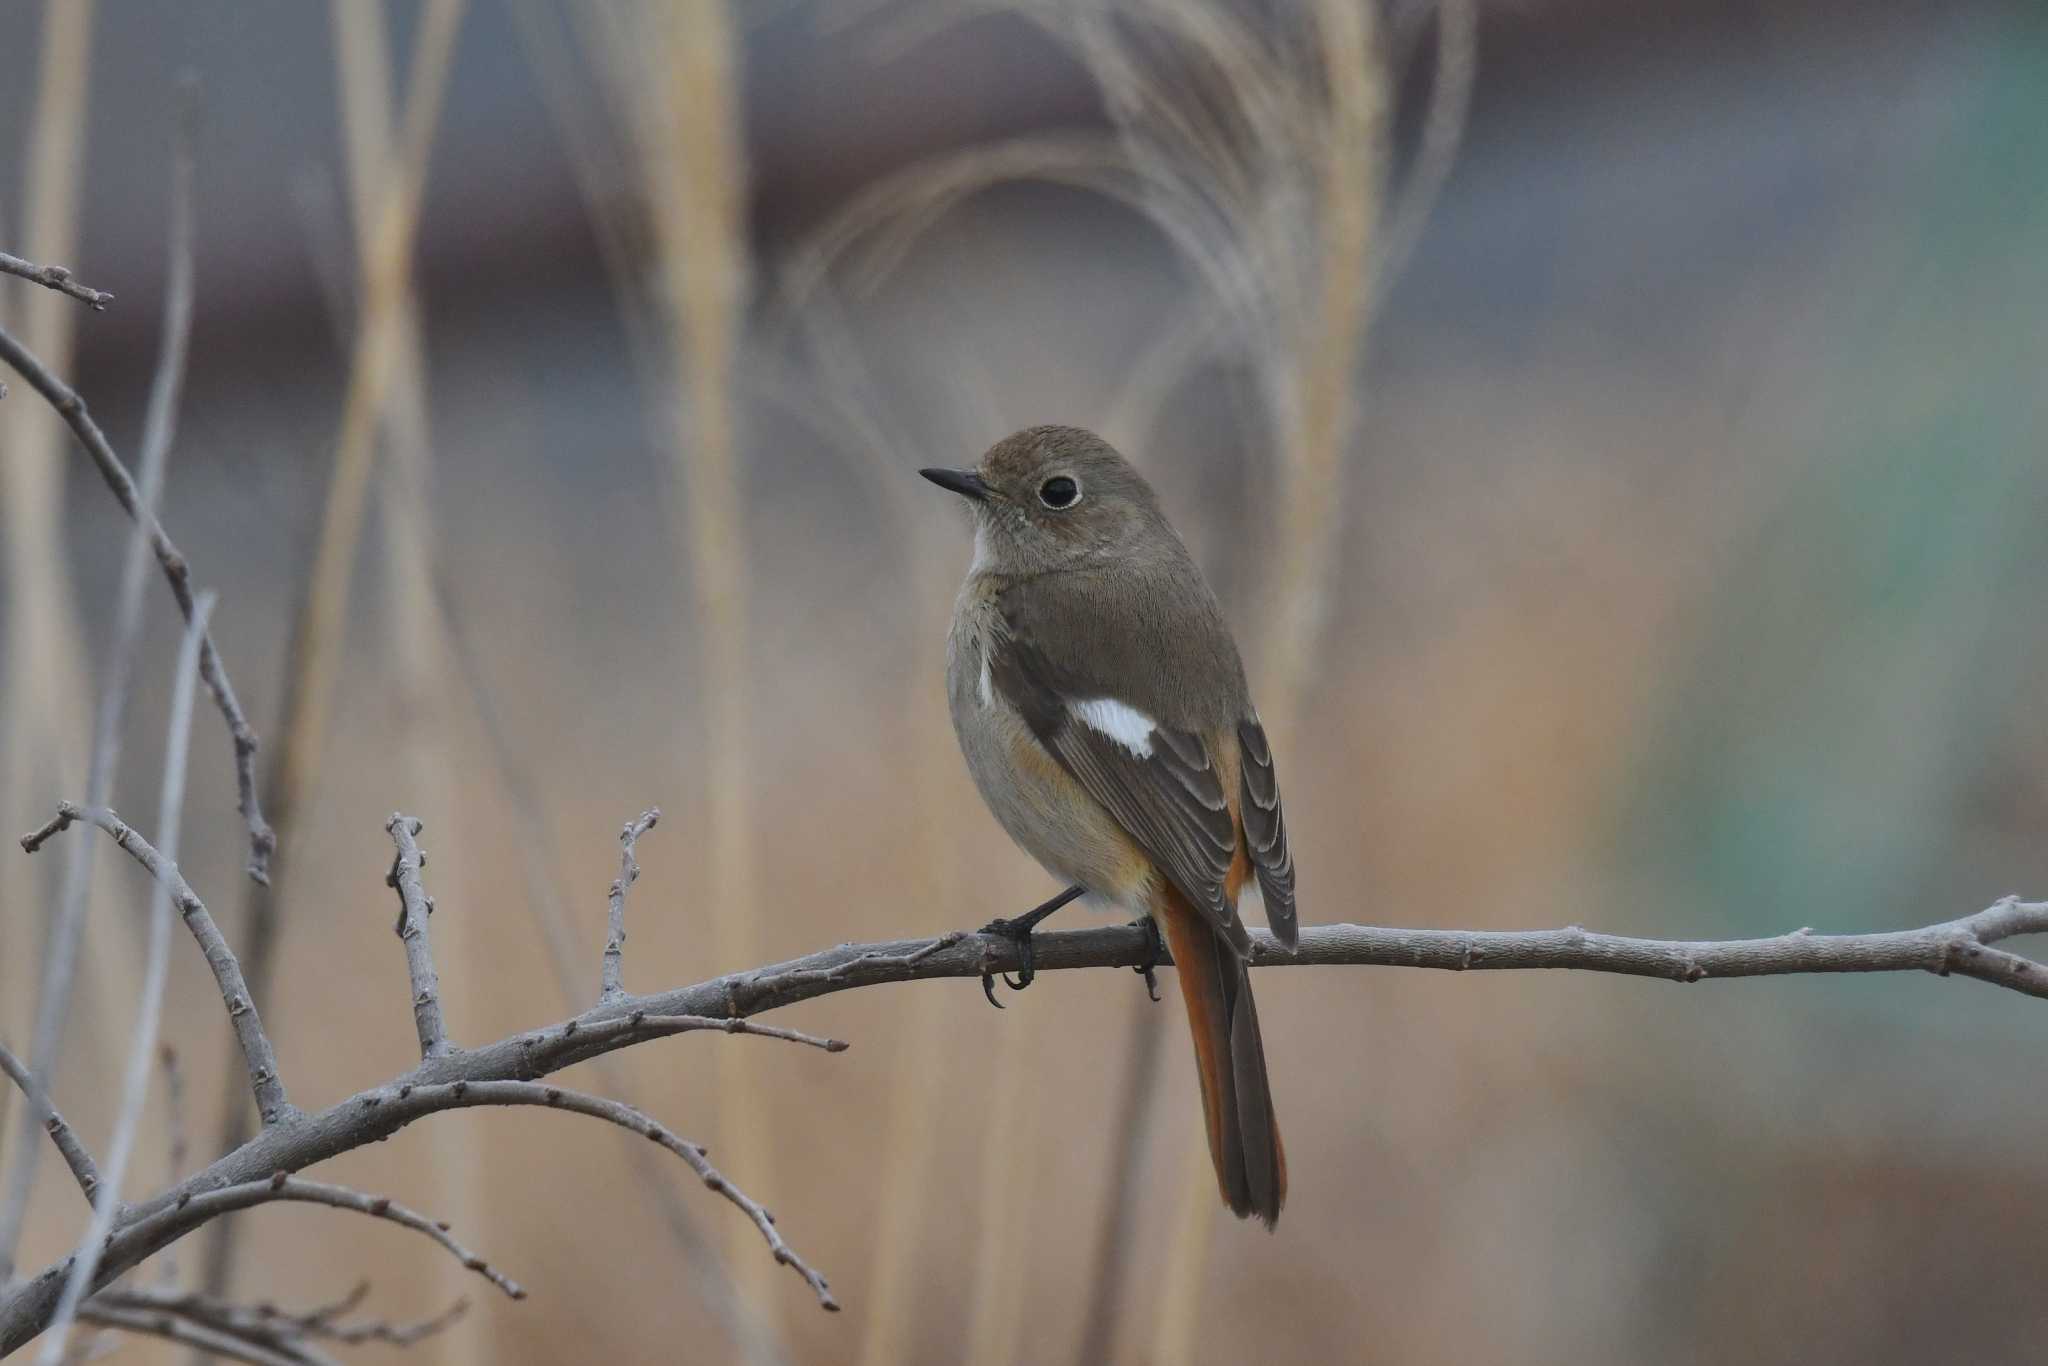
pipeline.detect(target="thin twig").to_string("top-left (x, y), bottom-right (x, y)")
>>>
top-left (21, 805), bottom-right (292, 1123)
top-left (0, 1043), bottom-right (100, 1207)
top-left (74, 1297), bottom-right (332, 1366)
top-left (568, 1012), bottom-right (847, 1055)
top-left (0, 334), bottom-right (274, 886)
top-left (399, 1079), bottom-right (837, 1310)
top-left (87, 1283), bottom-right (467, 1354)
top-left (0, 251), bottom-right (112, 309)
top-left (602, 809), bottom-right (660, 1002)
top-left (251, 1280), bottom-right (372, 1334)
top-left (41, 593), bottom-right (216, 1365)
top-left (384, 814), bottom-right (452, 1060)
top-left (110, 1174), bottom-right (525, 1301)
top-left (262, 1295), bottom-right (466, 1348)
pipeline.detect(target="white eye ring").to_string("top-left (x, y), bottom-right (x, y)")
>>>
top-left (1038, 475), bottom-right (1082, 509)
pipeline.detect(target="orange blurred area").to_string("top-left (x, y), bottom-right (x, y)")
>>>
top-left (3, 2), bottom-right (2046, 1363)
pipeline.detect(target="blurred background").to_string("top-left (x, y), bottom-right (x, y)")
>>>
top-left (3, 0), bottom-right (2047, 1362)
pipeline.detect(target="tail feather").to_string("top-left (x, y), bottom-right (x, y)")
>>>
top-left (1157, 889), bottom-right (1286, 1227)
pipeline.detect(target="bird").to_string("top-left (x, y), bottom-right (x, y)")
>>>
top-left (921, 424), bottom-right (1298, 1227)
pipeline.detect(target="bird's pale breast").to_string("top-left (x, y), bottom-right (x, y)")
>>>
top-left (947, 577), bottom-right (1155, 907)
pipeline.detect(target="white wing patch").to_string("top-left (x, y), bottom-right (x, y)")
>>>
top-left (977, 647), bottom-right (993, 708)
top-left (1069, 697), bottom-right (1157, 757)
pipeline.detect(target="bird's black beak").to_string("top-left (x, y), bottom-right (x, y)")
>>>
top-left (919, 467), bottom-right (992, 502)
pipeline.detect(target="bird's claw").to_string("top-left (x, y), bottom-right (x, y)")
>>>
top-left (975, 885), bottom-right (1087, 1009)
top-left (1130, 916), bottom-right (1164, 1002)
top-left (978, 914), bottom-right (1040, 1008)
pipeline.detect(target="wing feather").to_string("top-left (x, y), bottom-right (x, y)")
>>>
top-left (1236, 715), bottom-right (1297, 950)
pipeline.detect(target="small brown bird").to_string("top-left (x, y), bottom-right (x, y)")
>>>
top-left (922, 425), bottom-right (1298, 1226)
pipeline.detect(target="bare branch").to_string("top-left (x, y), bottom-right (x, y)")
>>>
top-left (252, 1280), bottom-right (373, 1334)
top-left (0, 331), bottom-right (275, 887)
top-left (5, 879), bottom-right (2039, 1352)
top-left (85, 1283), bottom-right (466, 1357)
top-left (402, 1078), bottom-right (836, 1309)
top-left (570, 1012), bottom-right (847, 1055)
top-left (0, 1044), bottom-right (100, 1208)
top-left (383, 814), bottom-right (451, 1060)
top-left (40, 593), bottom-right (216, 1365)
top-left (21, 804), bottom-right (291, 1123)
top-left (248, 1292), bottom-right (466, 1349)
top-left (113, 1174), bottom-right (525, 1302)
top-left (602, 808), bottom-right (660, 1002)
top-left (74, 1297), bottom-right (331, 1366)
top-left (0, 251), bottom-right (112, 309)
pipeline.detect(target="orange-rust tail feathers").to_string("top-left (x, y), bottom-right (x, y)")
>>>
top-left (1156, 885), bottom-right (1286, 1227)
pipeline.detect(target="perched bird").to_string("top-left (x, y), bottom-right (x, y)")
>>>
top-left (922, 425), bottom-right (1298, 1226)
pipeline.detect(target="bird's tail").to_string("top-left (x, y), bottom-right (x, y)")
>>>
top-left (1156, 886), bottom-right (1286, 1227)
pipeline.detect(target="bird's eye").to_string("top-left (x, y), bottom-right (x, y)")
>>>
top-left (1038, 475), bottom-right (1081, 509)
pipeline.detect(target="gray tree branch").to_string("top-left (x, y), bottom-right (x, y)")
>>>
top-left (382, 816), bottom-right (450, 1061)
top-left (84, 1282), bottom-right (466, 1358)
top-left (1, 868), bottom-right (2040, 1353)
top-left (75, 1296), bottom-right (329, 1366)
top-left (0, 252), bottom-right (112, 310)
top-left (22, 805), bottom-right (290, 1125)
top-left (0, 324), bottom-right (276, 886)
top-left (0, 1049), bottom-right (97, 1211)
top-left (602, 809), bottom-right (660, 1002)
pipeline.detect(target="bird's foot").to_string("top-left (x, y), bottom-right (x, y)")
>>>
top-left (977, 915), bottom-right (1039, 1007)
top-left (978, 885), bottom-right (1086, 1009)
top-left (1129, 916), bottom-right (1164, 1002)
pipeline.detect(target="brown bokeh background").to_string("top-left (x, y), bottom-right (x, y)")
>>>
top-left (4, 2), bottom-right (2047, 1362)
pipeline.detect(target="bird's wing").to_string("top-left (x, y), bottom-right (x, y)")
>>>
top-left (989, 576), bottom-right (1249, 950)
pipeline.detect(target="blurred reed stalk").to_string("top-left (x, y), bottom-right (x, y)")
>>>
top-left (0, 1), bottom-right (139, 1258)
top-left (0, 0), bottom-right (97, 1088)
top-left (327, 2), bottom-right (484, 1360)
top-left (196, 0), bottom-right (467, 1301)
top-left (593, 2), bottom-right (778, 1353)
